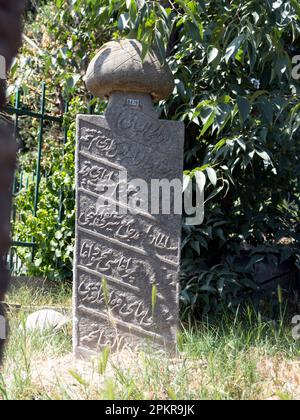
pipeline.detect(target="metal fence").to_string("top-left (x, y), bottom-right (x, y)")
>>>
top-left (6, 83), bottom-right (68, 275)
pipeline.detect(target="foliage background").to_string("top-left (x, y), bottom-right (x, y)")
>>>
top-left (9, 0), bottom-right (300, 316)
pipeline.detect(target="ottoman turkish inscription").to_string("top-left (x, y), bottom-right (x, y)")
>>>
top-left (73, 40), bottom-right (185, 358)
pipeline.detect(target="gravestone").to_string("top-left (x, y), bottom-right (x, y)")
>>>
top-left (73, 39), bottom-right (185, 358)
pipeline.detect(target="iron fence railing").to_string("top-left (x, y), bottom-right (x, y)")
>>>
top-left (5, 83), bottom-right (68, 274)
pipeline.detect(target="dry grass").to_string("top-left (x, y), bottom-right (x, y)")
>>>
top-left (0, 284), bottom-right (300, 400)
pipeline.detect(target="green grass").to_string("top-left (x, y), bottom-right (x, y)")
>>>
top-left (6, 282), bottom-right (72, 308)
top-left (0, 284), bottom-right (300, 400)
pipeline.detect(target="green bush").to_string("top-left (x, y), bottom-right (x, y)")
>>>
top-left (10, 0), bottom-right (300, 312)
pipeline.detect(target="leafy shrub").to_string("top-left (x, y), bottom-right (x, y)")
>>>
top-left (10, 0), bottom-right (300, 312)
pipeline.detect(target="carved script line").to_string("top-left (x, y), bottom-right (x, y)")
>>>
top-left (78, 305), bottom-right (166, 343)
top-left (77, 265), bottom-right (140, 293)
top-left (79, 150), bottom-right (124, 171)
top-left (78, 187), bottom-right (157, 222)
top-left (76, 340), bottom-right (143, 356)
top-left (78, 226), bottom-right (148, 257)
top-left (78, 225), bottom-right (179, 267)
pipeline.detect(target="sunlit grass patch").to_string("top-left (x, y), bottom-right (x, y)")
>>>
top-left (0, 284), bottom-right (300, 400)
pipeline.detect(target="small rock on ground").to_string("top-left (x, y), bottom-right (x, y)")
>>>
top-left (25, 309), bottom-right (70, 332)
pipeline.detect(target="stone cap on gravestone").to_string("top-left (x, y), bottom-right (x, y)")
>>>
top-left (85, 39), bottom-right (175, 101)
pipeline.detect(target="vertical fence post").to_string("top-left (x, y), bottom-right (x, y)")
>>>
top-left (88, 94), bottom-right (95, 114)
top-left (32, 83), bottom-right (46, 261)
top-left (14, 89), bottom-right (21, 137)
top-left (9, 89), bottom-right (21, 272)
top-left (58, 101), bottom-right (69, 224)
top-left (34, 82), bottom-right (46, 217)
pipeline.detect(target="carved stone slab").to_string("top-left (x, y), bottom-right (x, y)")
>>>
top-left (74, 92), bottom-right (184, 358)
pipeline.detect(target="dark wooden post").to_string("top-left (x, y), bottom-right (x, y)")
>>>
top-left (0, 0), bottom-right (24, 362)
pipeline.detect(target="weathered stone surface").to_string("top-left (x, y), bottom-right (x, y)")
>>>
top-left (74, 40), bottom-right (184, 358)
top-left (85, 39), bottom-right (174, 101)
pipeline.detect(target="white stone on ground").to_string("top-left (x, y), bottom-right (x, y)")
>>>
top-left (25, 309), bottom-right (70, 332)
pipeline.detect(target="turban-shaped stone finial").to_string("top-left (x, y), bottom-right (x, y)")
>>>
top-left (85, 39), bottom-right (174, 101)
